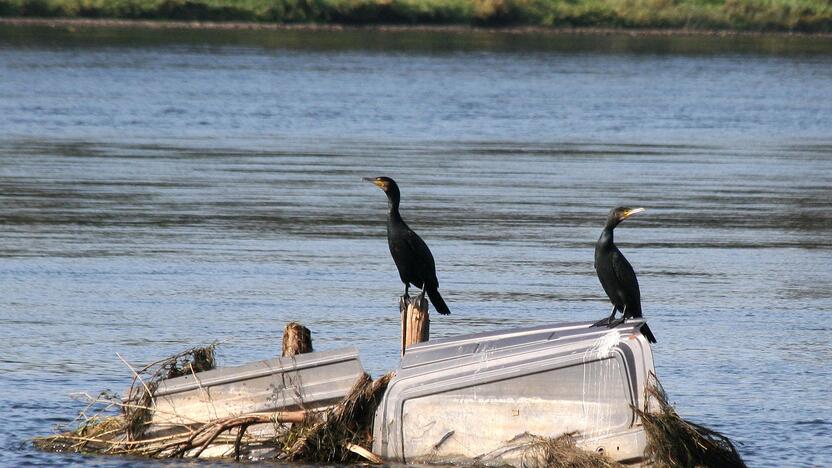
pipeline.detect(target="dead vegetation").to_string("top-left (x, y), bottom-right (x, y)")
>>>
top-left (518, 432), bottom-right (624, 468)
top-left (34, 343), bottom-right (391, 463)
top-left (118, 342), bottom-right (218, 440)
top-left (514, 373), bottom-right (745, 468)
top-left (35, 343), bottom-right (223, 455)
top-left (280, 372), bottom-right (393, 462)
top-left (35, 343), bottom-right (744, 466)
top-left (636, 376), bottom-right (747, 468)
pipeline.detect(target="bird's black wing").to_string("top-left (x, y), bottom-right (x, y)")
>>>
top-left (403, 228), bottom-right (439, 288)
top-left (404, 228), bottom-right (450, 314)
top-left (595, 253), bottom-right (620, 308)
top-left (610, 249), bottom-right (641, 316)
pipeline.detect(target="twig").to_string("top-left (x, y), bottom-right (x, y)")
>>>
top-left (234, 422), bottom-right (251, 461)
top-left (189, 361), bottom-right (218, 420)
top-left (345, 443), bottom-right (383, 464)
top-left (192, 424), bottom-right (228, 458)
top-left (116, 352), bottom-right (155, 407)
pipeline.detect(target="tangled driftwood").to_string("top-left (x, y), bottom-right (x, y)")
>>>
top-left (34, 348), bottom-right (391, 463)
top-left (35, 334), bottom-right (745, 466)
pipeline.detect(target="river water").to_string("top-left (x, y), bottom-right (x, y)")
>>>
top-left (1, 25), bottom-right (831, 467)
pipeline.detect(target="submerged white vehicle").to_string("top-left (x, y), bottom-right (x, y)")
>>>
top-left (373, 320), bottom-right (657, 465)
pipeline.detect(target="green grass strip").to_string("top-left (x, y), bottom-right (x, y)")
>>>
top-left (1, 0), bottom-right (831, 32)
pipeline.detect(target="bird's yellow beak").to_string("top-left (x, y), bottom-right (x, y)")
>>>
top-left (622, 207), bottom-right (646, 219)
top-left (363, 177), bottom-right (386, 189)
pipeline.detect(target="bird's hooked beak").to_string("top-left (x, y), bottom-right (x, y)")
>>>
top-left (363, 177), bottom-right (386, 190)
top-left (621, 207), bottom-right (646, 219)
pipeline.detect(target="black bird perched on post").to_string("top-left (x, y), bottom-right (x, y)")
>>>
top-left (593, 206), bottom-right (656, 343)
top-left (364, 176), bottom-right (450, 315)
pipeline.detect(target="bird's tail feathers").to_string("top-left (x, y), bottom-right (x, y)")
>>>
top-left (640, 323), bottom-right (657, 344)
top-left (427, 287), bottom-right (451, 315)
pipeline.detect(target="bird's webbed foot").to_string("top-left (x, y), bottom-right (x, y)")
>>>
top-left (591, 305), bottom-right (618, 328)
top-left (607, 317), bottom-right (626, 328)
top-left (591, 317), bottom-right (612, 327)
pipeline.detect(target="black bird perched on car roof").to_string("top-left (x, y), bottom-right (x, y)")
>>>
top-left (364, 176), bottom-right (450, 315)
top-left (593, 206), bottom-right (656, 343)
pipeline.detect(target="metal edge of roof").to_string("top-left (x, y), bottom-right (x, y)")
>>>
top-left (152, 346), bottom-right (362, 397)
top-left (391, 328), bottom-right (645, 400)
top-left (399, 320), bottom-right (648, 371)
top-left (409, 320), bottom-right (593, 350)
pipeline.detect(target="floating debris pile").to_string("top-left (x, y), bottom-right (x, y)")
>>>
top-left (35, 353), bottom-right (390, 461)
top-left (35, 322), bottom-right (745, 466)
top-left (636, 377), bottom-right (746, 468)
top-left (34, 339), bottom-right (391, 463)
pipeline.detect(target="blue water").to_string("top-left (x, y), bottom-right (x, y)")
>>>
top-left (1, 25), bottom-right (831, 467)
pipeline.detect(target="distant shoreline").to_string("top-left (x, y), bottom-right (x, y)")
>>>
top-left (2, 17), bottom-right (832, 38)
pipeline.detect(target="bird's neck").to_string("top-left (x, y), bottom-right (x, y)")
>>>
top-left (598, 226), bottom-right (615, 247)
top-left (387, 197), bottom-right (403, 223)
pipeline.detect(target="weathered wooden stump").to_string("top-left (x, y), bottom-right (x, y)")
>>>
top-left (400, 294), bottom-right (429, 356)
top-left (282, 322), bottom-right (313, 357)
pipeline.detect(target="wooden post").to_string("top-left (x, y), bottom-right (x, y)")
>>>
top-left (282, 322), bottom-right (313, 357)
top-left (400, 294), bottom-right (430, 356)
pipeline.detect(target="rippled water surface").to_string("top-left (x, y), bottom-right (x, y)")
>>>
top-left (1, 25), bottom-right (831, 467)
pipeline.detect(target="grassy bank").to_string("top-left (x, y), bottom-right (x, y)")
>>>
top-left (1, 0), bottom-right (831, 32)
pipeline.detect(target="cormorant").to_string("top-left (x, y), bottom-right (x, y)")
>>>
top-left (593, 206), bottom-right (656, 343)
top-left (365, 176), bottom-right (450, 315)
